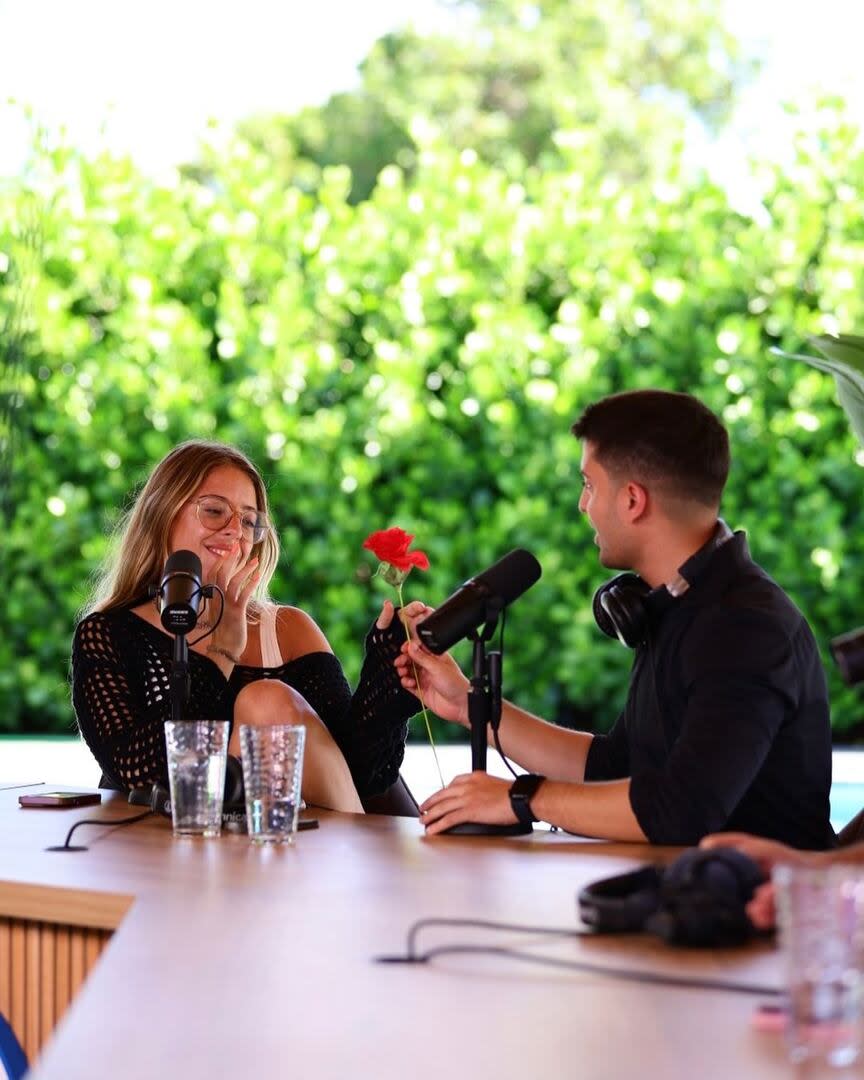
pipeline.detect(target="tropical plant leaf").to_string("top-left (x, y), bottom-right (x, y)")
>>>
top-left (771, 335), bottom-right (864, 449)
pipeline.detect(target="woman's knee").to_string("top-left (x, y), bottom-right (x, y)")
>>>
top-left (234, 679), bottom-right (313, 726)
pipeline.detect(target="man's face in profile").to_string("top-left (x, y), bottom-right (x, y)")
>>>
top-left (578, 443), bottom-right (631, 570)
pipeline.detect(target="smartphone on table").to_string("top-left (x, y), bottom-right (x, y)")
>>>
top-left (19, 792), bottom-right (102, 809)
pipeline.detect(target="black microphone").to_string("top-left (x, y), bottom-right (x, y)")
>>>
top-left (157, 550), bottom-right (203, 635)
top-left (416, 549), bottom-right (542, 654)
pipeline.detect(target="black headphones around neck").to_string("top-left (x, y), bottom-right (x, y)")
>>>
top-left (592, 573), bottom-right (657, 648)
top-left (592, 521), bottom-right (734, 649)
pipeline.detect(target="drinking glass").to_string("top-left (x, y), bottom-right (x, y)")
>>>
top-left (164, 719), bottom-right (229, 838)
top-left (774, 863), bottom-right (864, 1068)
top-left (239, 724), bottom-right (306, 844)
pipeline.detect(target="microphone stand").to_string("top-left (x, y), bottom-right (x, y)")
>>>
top-left (147, 580), bottom-right (212, 725)
top-left (169, 631), bottom-right (191, 725)
top-left (131, 575), bottom-right (218, 817)
top-left (444, 598), bottom-right (532, 837)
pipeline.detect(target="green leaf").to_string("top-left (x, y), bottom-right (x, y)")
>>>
top-left (771, 335), bottom-right (864, 449)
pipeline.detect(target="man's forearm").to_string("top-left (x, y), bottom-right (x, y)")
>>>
top-left (492, 700), bottom-right (594, 782)
top-left (531, 778), bottom-right (648, 842)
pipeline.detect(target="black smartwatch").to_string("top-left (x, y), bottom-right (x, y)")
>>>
top-left (508, 773), bottom-right (545, 827)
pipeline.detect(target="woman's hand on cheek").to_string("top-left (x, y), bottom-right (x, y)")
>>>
top-left (205, 551), bottom-right (259, 662)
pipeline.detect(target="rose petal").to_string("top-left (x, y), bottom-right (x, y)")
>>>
top-left (407, 550), bottom-right (430, 571)
top-left (363, 527), bottom-right (428, 572)
top-left (363, 527), bottom-right (414, 563)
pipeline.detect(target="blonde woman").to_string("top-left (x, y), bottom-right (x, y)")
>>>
top-left (72, 440), bottom-right (427, 812)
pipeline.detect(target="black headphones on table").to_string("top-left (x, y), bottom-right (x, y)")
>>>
top-left (578, 847), bottom-right (767, 947)
top-left (592, 521), bottom-right (735, 649)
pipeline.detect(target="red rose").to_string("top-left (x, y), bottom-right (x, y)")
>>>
top-left (363, 527), bottom-right (430, 571)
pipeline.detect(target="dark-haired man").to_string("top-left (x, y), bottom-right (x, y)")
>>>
top-left (398, 389), bottom-right (834, 848)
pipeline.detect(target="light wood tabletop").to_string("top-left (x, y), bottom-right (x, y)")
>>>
top-left (0, 786), bottom-right (796, 1080)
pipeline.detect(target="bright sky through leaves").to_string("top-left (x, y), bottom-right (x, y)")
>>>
top-left (0, 0), bottom-right (862, 194)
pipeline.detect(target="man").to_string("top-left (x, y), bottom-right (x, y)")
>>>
top-left (398, 389), bottom-right (834, 848)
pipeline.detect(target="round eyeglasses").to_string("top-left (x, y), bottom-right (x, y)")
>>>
top-left (192, 495), bottom-right (270, 545)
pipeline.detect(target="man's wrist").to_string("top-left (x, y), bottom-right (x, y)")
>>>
top-left (509, 773), bottom-right (545, 826)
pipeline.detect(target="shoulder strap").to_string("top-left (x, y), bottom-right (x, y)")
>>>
top-left (259, 604), bottom-right (283, 668)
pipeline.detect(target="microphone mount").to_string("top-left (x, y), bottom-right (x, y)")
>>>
top-left (444, 595), bottom-right (532, 837)
top-left (149, 577), bottom-right (216, 724)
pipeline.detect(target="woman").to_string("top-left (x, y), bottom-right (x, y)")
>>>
top-left (72, 439), bottom-right (426, 812)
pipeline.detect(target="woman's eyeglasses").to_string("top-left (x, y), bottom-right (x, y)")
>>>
top-left (192, 495), bottom-right (270, 545)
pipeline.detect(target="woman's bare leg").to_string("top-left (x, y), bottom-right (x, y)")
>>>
top-left (231, 680), bottom-right (364, 813)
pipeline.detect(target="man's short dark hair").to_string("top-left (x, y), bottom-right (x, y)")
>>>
top-left (571, 390), bottom-right (730, 508)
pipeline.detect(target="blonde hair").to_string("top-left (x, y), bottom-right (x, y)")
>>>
top-left (86, 440), bottom-right (279, 619)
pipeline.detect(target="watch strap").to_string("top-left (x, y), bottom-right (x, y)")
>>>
top-left (509, 773), bottom-right (545, 826)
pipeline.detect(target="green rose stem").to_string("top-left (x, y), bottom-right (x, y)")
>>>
top-left (391, 576), bottom-right (445, 791)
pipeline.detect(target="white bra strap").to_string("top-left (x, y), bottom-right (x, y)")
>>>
top-left (259, 604), bottom-right (283, 668)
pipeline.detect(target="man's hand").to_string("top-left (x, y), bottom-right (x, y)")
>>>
top-left (394, 638), bottom-right (471, 727)
top-left (419, 772), bottom-right (516, 834)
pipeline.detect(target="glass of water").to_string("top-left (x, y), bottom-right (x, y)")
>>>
top-left (239, 723), bottom-right (306, 844)
top-left (774, 863), bottom-right (864, 1068)
top-left (164, 720), bottom-right (229, 838)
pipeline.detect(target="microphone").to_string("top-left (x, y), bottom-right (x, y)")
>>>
top-left (416, 549), bottom-right (542, 654)
top-left (156, 550), bottom-right (203, 635)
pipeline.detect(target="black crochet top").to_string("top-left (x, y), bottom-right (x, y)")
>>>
top-left (71, 605), bottom-right (418, 798)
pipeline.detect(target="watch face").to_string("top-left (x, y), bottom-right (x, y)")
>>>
top-left (511, 774), bottom-right (543, 798)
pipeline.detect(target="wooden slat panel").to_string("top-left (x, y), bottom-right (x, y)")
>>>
top-left (10, 920), bottom-right (25, 1045)
top-left (69, 930), bottom-right (85, 999)
top-left (0, 917), bottom-right (111, 1062)
top-left (54, 925), bottom-right (71, 1020)
top-left (0, 917), bottom-right (10, 1017)
top-left (39, 923), bottom-right (56, 1046)
top-left (25, 921), bottom-right (40, 1059)
top-left (84, 929), bottom-right (101, 970)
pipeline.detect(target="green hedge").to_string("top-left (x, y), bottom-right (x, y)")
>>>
top-left (2, 103), bottom-right (864, 739)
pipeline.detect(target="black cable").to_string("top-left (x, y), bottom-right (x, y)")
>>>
top-left (379, 942), bottom-right (780, 997)
top-left (46, 810), bottom-right (153, 852)
top-left (492, 608), bottom-right (520, 779)
top-left (405, 916), bottom-right (587, 956)
top-left (376, 916), bottom-right (781, 998)
top-left (188, 584), bottom-right (225, 647)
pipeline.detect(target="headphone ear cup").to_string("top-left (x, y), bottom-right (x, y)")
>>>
top-left (647, 848), bottom-right (767, 946)
top-left (577, 866), bottom-right (663, 932)
top-left (593, 573), bottom-right (651, 648)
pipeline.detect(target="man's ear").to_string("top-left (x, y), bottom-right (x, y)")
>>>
top-left (622, 481), bottom-right (649, 521)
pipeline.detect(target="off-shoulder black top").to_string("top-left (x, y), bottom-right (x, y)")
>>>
top-left (71, 605), bottom-right (418, 799)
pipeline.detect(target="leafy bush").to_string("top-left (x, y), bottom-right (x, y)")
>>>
top-left (2, 98), bottom-right (864, 740)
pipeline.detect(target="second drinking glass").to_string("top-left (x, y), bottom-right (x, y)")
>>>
top-left (239, 723), bottom-right (306, 844)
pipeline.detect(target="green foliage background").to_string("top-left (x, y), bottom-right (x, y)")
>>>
top-left (2, 0), bottom-right (864, 740)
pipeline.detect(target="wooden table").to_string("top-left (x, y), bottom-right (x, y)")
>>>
top-left (0, 786), bottom-right (795, 1079)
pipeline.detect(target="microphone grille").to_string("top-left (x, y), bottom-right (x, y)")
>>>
top-left (164, 549), bottom-right (203, 578)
